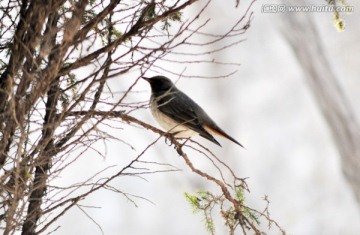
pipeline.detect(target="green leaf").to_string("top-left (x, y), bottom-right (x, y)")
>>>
top-left (184, 192), bottom-right (201, 213)
top-left (235, 187), bottom-right (245, 203)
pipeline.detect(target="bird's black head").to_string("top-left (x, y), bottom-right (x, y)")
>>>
top-left (143, 76), bottom-right (176, 93)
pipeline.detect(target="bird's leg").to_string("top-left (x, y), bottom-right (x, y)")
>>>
top-left (164, 132), bottom-right (176, 146)
top-left (163, 131), bottom-right (189, 149)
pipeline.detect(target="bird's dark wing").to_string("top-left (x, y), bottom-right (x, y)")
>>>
top-left (156, 91), bottom-right (221, 146)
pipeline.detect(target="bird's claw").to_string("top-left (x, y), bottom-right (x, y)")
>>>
top-left (164, 133), bottom-right (176, 146)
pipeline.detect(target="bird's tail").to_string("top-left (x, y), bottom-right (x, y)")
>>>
top-left (199, 132), bottom-right (222, 147)
top-left (204, 125), bottom-right (244, 148)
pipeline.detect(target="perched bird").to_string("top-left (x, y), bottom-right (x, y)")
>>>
top-left (143, 75), bottom-right (243, 147)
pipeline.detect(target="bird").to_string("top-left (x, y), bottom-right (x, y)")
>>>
top-left (143, 75), bottom-right (243, 147)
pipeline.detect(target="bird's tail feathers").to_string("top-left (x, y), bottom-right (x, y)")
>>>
top-left (199, 133), bottom-right (222, 147)
top-left (204, 125), bottom-right (244, 148)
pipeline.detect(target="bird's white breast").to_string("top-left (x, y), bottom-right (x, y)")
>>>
top-left (150, 96), bottom-right (197, 138)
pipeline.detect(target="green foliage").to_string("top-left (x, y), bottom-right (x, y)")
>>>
top-left (162, 11), bottom-right (182, 31)
top-left (140, 1), bottom-right (183, 31)
top-left (60, 72), bottom-right (78, 108)
top-left (142, 1), bottom-right (156, 19)
top-left (184, 192), bottom-right (201, 213)
top-left (184, 191), bottom-right (216, 234)
top-left (235, 187), bottom-right (245, 203)
top-left (204, 216), bottom-right (215, 234)
top-left (234, 187), bottom-right (260, 225)
top-left (82, 8), bottom-right (124, 45)
top-left (184, 187), bottom-right (262, 235)
top-left (82, 9), bottom-right (97, 24)
top-left (111, 28), bottom-right (123, 40)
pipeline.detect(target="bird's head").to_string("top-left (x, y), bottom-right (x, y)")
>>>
top-left (142, 76), bottom-right (176, 93)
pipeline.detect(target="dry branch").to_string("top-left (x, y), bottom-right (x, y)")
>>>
top-left (0, 1), bottom-right (283, 234)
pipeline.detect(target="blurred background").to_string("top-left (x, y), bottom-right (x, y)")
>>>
top-left (54, 0), bottom-right (360, 234)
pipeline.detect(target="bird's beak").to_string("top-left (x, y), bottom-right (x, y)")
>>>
top-left (142, 76), bottom-right (151, 82)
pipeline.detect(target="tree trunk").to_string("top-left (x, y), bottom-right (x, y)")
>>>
top-left (281, 0), bottom-right (360, 206)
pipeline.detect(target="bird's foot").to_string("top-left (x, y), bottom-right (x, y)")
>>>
top-left (164, 133), bottom-right (176, 146)
top-left (163, 133), bottom-right (189, 151)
